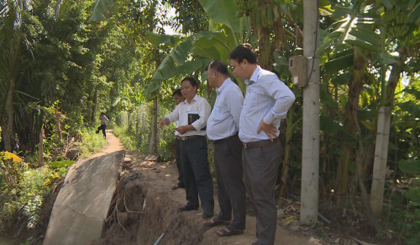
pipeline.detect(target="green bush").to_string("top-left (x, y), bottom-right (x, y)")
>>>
top-left (0, 159), bottom-right (67, 230)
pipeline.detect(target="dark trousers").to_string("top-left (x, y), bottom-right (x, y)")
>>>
top-left (242, 140), bottom-right (282, 245)
top-left (96, 125), bottom-right (106, 137)
top-left (180, 136), bottom-right (214, 214)
top-left (213, 134), bottom-right (246, 230)
top-left (175, 138), bottom-right (184, 186)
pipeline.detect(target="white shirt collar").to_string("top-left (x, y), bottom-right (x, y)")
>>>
top-left (245, 66), bottom-right (261, 85)
top-left (216, 78), bottom-right (231, 95)
top-left (183, 94), bottom-right (198, 104)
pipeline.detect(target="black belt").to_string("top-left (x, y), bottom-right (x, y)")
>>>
top-left (212, 133), bottom-right (238, 144)
top-left (179, 135), bottom-right (205, 141)
top-left (243, 137), bottom-right (279, 150)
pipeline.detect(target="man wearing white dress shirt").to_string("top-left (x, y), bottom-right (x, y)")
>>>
top-left (229, 44), bottom-right (296, 245)
top-left (159, 77), bottom-right (214, 219)
top-left (205, 60), bottom-right (246, 236)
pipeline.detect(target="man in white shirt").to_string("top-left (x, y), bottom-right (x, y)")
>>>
top-left (159, 77), bottom-right (214, 218)
top-left (171, 89), bottom-right (186, 190)
top-left (229, 44), bottom-right (296, 245)
top-left (205, 60), bottom-right (246, 236)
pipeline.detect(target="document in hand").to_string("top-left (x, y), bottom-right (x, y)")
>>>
top-left (187, 112), bottom-right (206, 130)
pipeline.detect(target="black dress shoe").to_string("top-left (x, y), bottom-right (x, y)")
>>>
top-left (203, 219), bottom-right (230, 228)
top-left (178, 205), bottom-right (198, 212)
top-left (202, 212), bottom-right (214, 219)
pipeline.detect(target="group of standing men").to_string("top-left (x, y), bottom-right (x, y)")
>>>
top-left (159, 44), bottom-right (295, 245)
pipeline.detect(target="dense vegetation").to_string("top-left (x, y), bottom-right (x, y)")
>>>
top-left (0, 0), bottom-right (419, 243)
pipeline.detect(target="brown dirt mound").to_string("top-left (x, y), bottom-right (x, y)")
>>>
top-left (91, 152), bottom-right (316, 245)
top-left (91, 161), bottom-right (209, 245)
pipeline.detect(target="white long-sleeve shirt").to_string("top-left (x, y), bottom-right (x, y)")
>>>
top-left (207, 78), bottom-right (243, 141)
top-left (166, 94), bottom-right (211, 137)
top-left (239, 66), bottom-right (295, 143)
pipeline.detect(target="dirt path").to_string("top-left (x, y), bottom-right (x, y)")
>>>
top-left (98, 131), bottom-right (320, 245)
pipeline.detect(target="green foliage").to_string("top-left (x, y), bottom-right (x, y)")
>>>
top-left (48, 160), bottom-right (76, 168)
top-left (399, 160), bottom-right (420, 175)
top-left (0, 157), bottom-right (67, 231)
top-left (113, 104), bottom-right (176, 161)
top-left (74, 128), bottom-right (107, 157)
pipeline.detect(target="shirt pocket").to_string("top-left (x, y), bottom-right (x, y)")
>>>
top-left (244, 88), bottom-right (262, 111)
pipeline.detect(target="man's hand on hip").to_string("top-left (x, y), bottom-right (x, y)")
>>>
top-left (257, 121), bottom-right (277, 141)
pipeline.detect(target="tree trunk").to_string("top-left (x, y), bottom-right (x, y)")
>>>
top-left (336, 47), bottom-right (366, 195)
top-left (384, 47), bottom-right (406, 105)
top-left (55, 110), bottom-right (62, 142)
top-left (1, 76), bottom-right (16, 152)
top-left (251, 0), bottom-right (284, 70)
top-left (91, 88), bottom-right (98, 123)
top-left (352, 110), bottom-right (382, 232)
top-left (38, 124), bottom-right (45, 166)
top-left (370, 107), bottom-right (392, 217)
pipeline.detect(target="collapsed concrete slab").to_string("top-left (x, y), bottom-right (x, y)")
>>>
top-left (43, 150), bottom-right (125, 245)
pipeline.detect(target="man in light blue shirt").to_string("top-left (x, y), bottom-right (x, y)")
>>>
top-left (229, 44), bottom-right (295, 245)
top-left (205, 60), bottom-right (246, 236)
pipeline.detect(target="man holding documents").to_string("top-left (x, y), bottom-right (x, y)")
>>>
top-left (159, 77), bottom-right (214, 219)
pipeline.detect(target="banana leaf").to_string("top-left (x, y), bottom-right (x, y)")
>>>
top-left (198, 0), bottom-right (239, 33)
top-left (145, 32), bottom-right (181, 47)
top-left (89, 0), bottom-right (114, 21)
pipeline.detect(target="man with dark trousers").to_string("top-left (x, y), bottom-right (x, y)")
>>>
top-left (159, 77), bottom-right (214, 219)
top-left (229, 44), bottom-right (295, 245)
top-left (205, 60), bottom-right (246, 237)
top-left (171, 89), bottom-right (186, 190)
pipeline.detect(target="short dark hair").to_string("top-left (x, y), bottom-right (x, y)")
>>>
top-left (229, 43), bottom-right (257, 64)
top-left (172, 89), bottom-right (182, 97)
top-left (209, 60), bottom-right (229, 76)
top-left (181, 77), bottom-right (199, 88)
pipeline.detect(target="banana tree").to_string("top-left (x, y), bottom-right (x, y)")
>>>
top-left (318, 0), bottom-right (420, 229)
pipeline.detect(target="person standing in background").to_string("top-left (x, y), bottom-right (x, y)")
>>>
top-left (171, 89), bottom-right (186, 190)
top-left (229, 44), bottom-right (295, 245)
top-left (205, 60), bottom-right (246, 237)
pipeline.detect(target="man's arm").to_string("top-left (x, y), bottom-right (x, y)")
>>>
top-left (257, 74), bottom-right (295, 140)
top-left (226, 89), bottom-right (244, 129)
top-left (191, 99), bottom-right (211, 131)
top-left (262, 75), bottom-right (295, 125)
top-left (160, 104), bottom-right (180, 127)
